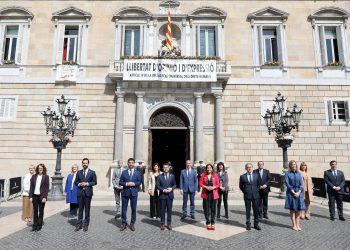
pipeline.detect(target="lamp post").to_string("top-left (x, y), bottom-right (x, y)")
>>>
top-left (262, 92), bottom-right (303, 195)
top-left (41, 95), bottom-right (79, 200)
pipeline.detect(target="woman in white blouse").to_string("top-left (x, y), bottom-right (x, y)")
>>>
top-left (22, 165), bottom-right (35, 225)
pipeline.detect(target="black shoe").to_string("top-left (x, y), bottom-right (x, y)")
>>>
top-left (83, 225), bottom-right (88, 232)
top-left (330, 217), bottom-right (335, 221)
top-left (263, 215), bottom-right (269, 219)
top-left (129, 224), bottom-right (135, 231)
top-left (190, 215), bottom-right (195, 219)
top-left (258, 214), bottom-right (262, 219)
top-left (217, 215), bottom-right (220, 219)
top-left (31, 227), bottom-right (37, 232)
top-left (224, 215), bottom-right (229, 219)
top-left (339, 217), bottom-right (346, 221)
top-left (246, 224), bottom-right (251, 230)
top-left (120, 224), bottom-right (128, 231)
top-left (115, 214), bottom-right (121, 219)
top-left (181, 214), bottom-right (187, 219)
top-left (75, 225), bottom-right (82, 232)
top-left (254, 225), bottom-right (261, 230)
top-left (36, 227), bottom-right (42, 231)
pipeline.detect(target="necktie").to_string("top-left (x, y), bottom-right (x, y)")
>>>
top-left (248, 174), bottom-right (251, 183)
top-left (83, 170), bottom-right (86, 178)
top-left (187, 169), bottom-right (189, 177)
top-left (165, 173), bottom-right (168, 181)
top-left (260, 170), bottom-right (263, 179)
top-left (129, 170), bottom-right (132, 177)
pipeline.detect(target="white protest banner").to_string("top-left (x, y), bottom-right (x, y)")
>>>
top-left (55, 65), bottom-right (79, 82)
top-left (123, 59), bottom-right (217, 82)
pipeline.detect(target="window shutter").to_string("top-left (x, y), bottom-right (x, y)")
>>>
top-left (215, 25), bottom-right (219, 57)
top-left (345, 101), bottom-right (350, 124)
top-left (56, 24), bottom-right (65, 64)
top-left (77, 24), bottom-right (84, 65)
top-left (196, 25), bottom-right (200, 56)
top-left (258, 25), bottom-right (264, 65)
top-left (318, 25), bottom-right (326, 66)
top-left (15, 24), bottom-right (23, 64)
top-left (0, 24), bottom-right (5, 62)
top-left (134, 28), bottom-right (141, 56)
top-left (124, 29), bottom-right (132, 56)
top-left (336, 26), bottom-right (345, 65)
top-left (276, 25), bottom-right (283, 64)
top-left (327, 100), bottom-right (333, 125)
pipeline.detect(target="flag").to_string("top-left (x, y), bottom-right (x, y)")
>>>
top-left (166, 10), bottom-right (172, 50)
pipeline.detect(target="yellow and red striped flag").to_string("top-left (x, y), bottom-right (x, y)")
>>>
top-left (166, 10), bottom-right (172, 50)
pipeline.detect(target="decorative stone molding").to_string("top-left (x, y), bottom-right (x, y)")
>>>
top-left (247, 6), bottom-right (289, 24)
top-left (188, 6), bottom-right (227, 20)
top-left (113, 6), bottom-right (152, 21)
top-left (52, 6), bottom-right (91, 26)
top-left (308, 7), bottom-right (349, 26)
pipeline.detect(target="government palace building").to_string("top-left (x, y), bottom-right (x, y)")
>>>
top-left (0, 0), bottom-right (349, 190)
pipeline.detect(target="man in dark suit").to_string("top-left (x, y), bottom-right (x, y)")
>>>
top-left (156, 162), bottom-right (177, 230)
top-left (253, 161), bottom-right (271, 219)
top-left (75, 158), bottom-right (97, 232)
top-left (239, 163), bottom-right (261, 231)
top-left (180, 160), bottom-right (198, 219)
top-left (324, 160), bottom-right (346, 221)
top-left (119, 158), bottom-right (142, 231)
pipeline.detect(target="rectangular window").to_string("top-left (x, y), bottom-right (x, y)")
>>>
top-left (3, 26), bottom-right (19, 61)
top-left (62, 26), bottom-right (79, 62)
top-left (332, 101), bottom-right (346, 120)
top-left (199, 27), bottom-right (216, 57)
top-left (324, 27), bottom-right (339, 63)
top-left (0, 97), bottom-right (17, 121)
top-left (263, 28), bottom-right (278, 62)
top-left (124, 27), bottom-right (140, 56)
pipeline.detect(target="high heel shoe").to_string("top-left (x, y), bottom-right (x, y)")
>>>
top-left (207, 225), bottom-right (211, 230)
top-left (292, 227), bottom-right (298, 231)
top-left (211, 225), bottom-right (215, 230)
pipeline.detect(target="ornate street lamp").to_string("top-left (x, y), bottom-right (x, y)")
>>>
top-left (41, 95), bottom-right (79, 200)
top-left (262, 92), bottom-right (303, 194)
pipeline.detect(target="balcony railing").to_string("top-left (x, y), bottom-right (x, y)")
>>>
top-left (108, 59), bottom-right (231, 81)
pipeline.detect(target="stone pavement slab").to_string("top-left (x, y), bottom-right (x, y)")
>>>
top-left (0, 204), bottom-right (349, 250)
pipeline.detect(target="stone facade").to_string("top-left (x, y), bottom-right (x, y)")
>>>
top-left (0, 1), bottom-right (349, 190)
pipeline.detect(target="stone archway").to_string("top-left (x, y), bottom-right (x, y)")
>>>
top-left (149, 107), bottom-right (190, 183)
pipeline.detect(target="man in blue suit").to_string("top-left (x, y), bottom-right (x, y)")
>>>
top-left (253, 161), bottom-right (271, 219)
top-left (156, 162), bottom-right (176, 230)
top-left (324, 160), bottom-right (346, 221)
top-left (75, 158), bottom-right (97, 232)
top-left (239, 163), bottom-right (261, 231)
top-left (119, 158), bottom-right (142, 231)
top-left (180, 160), bottom-right (198, 219)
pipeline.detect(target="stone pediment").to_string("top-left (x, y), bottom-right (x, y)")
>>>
top-left (113, 7), bottom-right (152, 20)
top-left (52, 7), bottom-right (92, 20)
top-left (188, 6), bottom-right (227, 19)
top-left (0, 6), bottom-right (34, 20)
top-left (308, 7), bottom-right (349, 21)
top-left (247, 6), bottom-right (289, 21)
top-left (159, 0), bottom-right (180, 8)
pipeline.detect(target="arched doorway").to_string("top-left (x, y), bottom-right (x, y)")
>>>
top-left (149, 107), bottom-right (190, 183)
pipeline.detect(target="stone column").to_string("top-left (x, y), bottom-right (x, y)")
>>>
top-left (194, 92), bottom-right (204, 162)
top-left (134, 91), bottom-right (145, 162)
top-left (113, 91), bottom-right (125, 162)
top-left (214, 93), bottom-right (224, 163)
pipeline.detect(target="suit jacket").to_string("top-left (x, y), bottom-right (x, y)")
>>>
top-left (218, 171), bottom-right (229, 191)
top-left (239, 172), bottom-right (260, 200)
top-left (156, 172), bottom-right (176, 200)
top-left (300, 171), bottom-right (314, 201)
top-left (324, 169), bottom-right (345, 194)
top-left (75, 169), bottom-right (97, 197)
top-left (29, 174), bottom-right (50, 201)
top-left (119, 168), bottom-right (142, 197)
top-left (148, 172), bottom-right (162, 195)
top-left (112, 167), bottom-right (126, 188)
top-left (253, 168), bottom-right (271, 193)
top-left (179, 168), bottom-right (198, 193)
top-left (199, 174), bottom-right (220, 200)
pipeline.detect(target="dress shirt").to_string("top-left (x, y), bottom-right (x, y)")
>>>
top-left (34, 175), bottom-right (43, 195)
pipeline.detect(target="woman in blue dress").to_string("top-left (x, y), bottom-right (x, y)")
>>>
top-left (285, 160), bottom-right (306, 231)
top-left (64, 164), bottom-right (79, 219)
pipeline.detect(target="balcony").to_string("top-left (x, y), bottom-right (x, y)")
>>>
top-left (108, 59), bottom-right (231, 82)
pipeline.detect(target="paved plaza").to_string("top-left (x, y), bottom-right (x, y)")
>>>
top-left (0, 192), bottom-right (349, 250)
